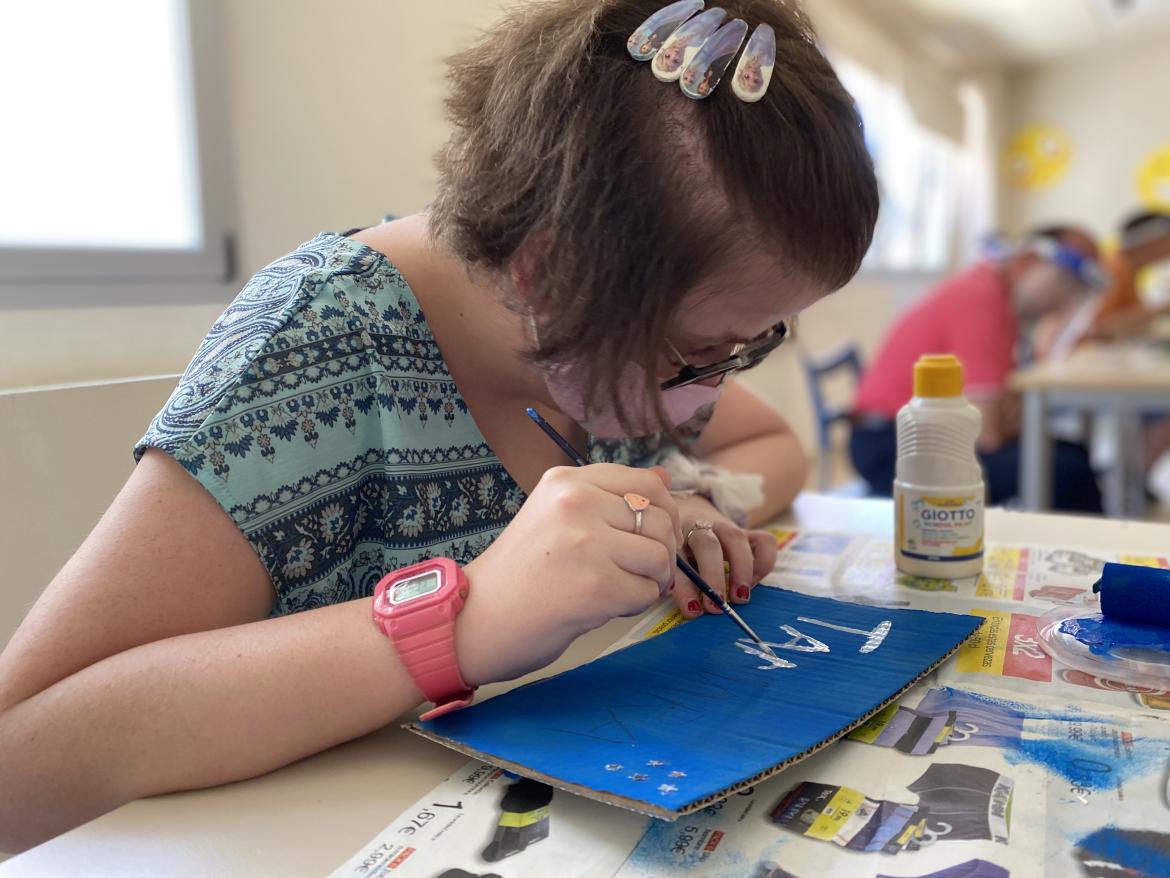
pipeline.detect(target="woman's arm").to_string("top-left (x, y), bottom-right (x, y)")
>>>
top-left (0, 451), bottom-right (425, 852)
top-left (0, 597), bottom-right (426, 852)
top-left (696, 378), bottom-right (808, 527)
top-left (0, 453), bottom-right (680, 852)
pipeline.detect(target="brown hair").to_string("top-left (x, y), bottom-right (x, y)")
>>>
top-left (430, 0), bottom-right (878, 429)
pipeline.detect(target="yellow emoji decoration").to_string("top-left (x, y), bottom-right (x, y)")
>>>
top-left (1137, 145), bottom-right (1170, 211)
top-left (1005, 124), bottom-right (1072, 190)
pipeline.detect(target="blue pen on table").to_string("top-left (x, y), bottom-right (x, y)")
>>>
top-left (524, 406), bottom-right (779, 659)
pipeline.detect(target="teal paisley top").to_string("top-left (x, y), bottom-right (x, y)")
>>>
top-left (136, 232), bottom-right (692, 615)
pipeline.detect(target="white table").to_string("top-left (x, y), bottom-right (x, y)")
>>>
top-left (1012, 343), bottom-right (1170, 517)
top-left (5, 495), bottom-right (1170, 877)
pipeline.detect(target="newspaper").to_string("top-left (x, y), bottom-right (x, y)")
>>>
top-left (332, 532), bottom-right (1170, 878)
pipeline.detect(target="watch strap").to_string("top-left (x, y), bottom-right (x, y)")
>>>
top-left (394, 613), bottom-right (475, 719)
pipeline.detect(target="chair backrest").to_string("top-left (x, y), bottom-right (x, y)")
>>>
top-left (800, 343), bottom-right (863, 447)
top-left (798, 343), bottom-right (863, 490)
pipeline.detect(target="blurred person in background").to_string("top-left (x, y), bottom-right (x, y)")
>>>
top-left (1088, 211), bottom-right (1170, 341)
top-left (850, 226), bottom-right (1106, 513)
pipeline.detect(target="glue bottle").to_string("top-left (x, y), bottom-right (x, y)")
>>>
top-left (894, 354), bottom-right (985, 579)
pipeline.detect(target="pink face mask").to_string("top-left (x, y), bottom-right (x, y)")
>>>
top-left (542, 358), bottom-right (722, 439)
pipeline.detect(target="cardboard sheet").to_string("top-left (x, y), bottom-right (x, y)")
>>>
top-left (408, 588), bottom-right (981, 819)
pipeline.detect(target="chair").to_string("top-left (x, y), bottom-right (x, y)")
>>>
top-left (799, 342), bottom-right (865, 492)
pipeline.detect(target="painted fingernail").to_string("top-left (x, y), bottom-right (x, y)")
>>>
top-left (736, 586), bottom-right (750, 601)
top-left (668, 580), bottom-right (676, 593)
top-left (687, 600), bottom-right (701, 615)
top-left (705, 598), bottom-right (721, 613)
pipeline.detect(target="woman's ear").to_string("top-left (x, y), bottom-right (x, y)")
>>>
top-left (508, 231), bottom-right (553, 303)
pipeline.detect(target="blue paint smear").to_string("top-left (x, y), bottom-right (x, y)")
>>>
top-left (917, 687), bottom-right (1170, 790)
top-left (1058, 613), bottom-right (1170, 657)
top-left (1077, 826), bottom-right (1170, 876)
top-left (624, 805), bottom-right (789, 876)
top-left (420, 588), bottom-right (981, 814)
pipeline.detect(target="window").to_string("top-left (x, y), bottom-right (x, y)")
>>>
top-left (832, 56), bottom-right (963, 274)
top-left (0, 0), bottom-right (233, 294)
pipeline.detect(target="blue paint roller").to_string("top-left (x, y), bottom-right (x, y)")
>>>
top-left (1093, 562), bottom-right (1170, 629)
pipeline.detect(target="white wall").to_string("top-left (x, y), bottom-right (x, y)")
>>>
top-left (1004, 32), bottom-right (1170, 238)
top-left (0, 378), bottom-right (178, 647)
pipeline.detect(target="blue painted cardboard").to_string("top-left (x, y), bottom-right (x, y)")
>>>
top-left (409, 587), bottom-right (981, 819)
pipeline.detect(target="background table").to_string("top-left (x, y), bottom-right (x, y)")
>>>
top-left (1011, 343), bottom-right (1170, 517)
top-left (4, 494), bottom-right (1170, 877)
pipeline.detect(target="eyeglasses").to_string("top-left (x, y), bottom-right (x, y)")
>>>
top-left (659, 321), bottom-right (789, 391)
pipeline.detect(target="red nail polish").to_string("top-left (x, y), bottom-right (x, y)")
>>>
top-left (687, 600), bottom-right (701, 614)
top-left (736, 586), bottom-right (750, 600)
top-left (669, 580), bottom-right (676, 592)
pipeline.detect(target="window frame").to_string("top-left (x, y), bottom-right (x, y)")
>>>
top-left (828, 52), bottom-right (964, 278)
top-left (0, 0), bottom-right (236, 305)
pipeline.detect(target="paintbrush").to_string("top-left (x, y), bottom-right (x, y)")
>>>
top-left (525, 406), bottom-right (779, 659)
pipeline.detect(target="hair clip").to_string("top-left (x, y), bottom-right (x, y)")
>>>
top-left (680, 18), bottom-right (748, 100)
top-left (627, 0), bottom-right (704, 61)
top-left (731, 24), bottom-right (776, 103)
top-left (629, 4), bottom-right (774, 103)
top-left (651, 7), bottom-right (727, 82)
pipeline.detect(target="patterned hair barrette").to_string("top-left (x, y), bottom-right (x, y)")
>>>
top-left (651, 7), bottom-right (726, 82)
top-left (628, 2), bottom-right (777, 103)
top-left (731, 23), bottom-right (776, 103)
top-left (627, 0), bottom-right (704, 61)
top-left (680, 18), bottom-right (748, 100)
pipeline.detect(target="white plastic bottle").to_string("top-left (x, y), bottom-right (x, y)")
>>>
top-left (894, 354), bottom-right (985, 579)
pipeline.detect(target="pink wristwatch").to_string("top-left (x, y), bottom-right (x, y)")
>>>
top-left (371, 558), bottom-right (476, 721)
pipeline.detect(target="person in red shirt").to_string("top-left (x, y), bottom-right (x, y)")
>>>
top-left (850, 226), bottom-right (1106, 512)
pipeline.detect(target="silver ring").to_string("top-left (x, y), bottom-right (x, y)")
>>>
top-left (685, 520), bottom-right (715, 544)
top-left (633, 509), bottom-right (643, 535)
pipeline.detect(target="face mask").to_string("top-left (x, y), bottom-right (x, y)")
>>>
top-left (541, 357), bottom-right (721, 438)
top-left (528, 311), bottom-right (722, 438)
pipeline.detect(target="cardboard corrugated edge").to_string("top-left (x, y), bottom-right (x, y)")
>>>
top-left (404, 625), bottom-right (980, 821)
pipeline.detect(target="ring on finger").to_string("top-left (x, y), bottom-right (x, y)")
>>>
top-left (623, 492), bottom-right (651, 536)
top-left (685, 520), bottom-right (715, 544)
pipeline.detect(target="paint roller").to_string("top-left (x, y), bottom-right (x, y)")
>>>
top-left (1093, 562), bottom-right (1170, 629)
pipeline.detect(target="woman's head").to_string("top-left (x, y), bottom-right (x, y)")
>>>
top-left (430, 0), bottom-right (878, 433)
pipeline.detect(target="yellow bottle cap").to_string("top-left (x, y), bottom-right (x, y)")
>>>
top-left (913, 354), bottom-right (964, 397)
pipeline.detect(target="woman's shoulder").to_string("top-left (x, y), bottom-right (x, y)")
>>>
top-left (134, 232), bottom-right (501, 615)
top-left (138, 232), bottom-right (435, 460)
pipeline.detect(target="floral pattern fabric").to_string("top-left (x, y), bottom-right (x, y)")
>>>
top-left (136, 233), bottom-right (687, 615)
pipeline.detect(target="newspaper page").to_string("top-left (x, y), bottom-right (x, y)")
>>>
top-left (332, 531), bottom-right (1170, 877)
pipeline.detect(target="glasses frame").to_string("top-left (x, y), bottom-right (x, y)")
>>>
top-left (659, 321), bottom-right (789, 391)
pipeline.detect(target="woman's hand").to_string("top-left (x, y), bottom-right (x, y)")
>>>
top-left (671, 493), bottom-right (779, 617)
top-left (456, 464), bottom-right (683, 687)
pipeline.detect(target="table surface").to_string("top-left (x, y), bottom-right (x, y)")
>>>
top-left (1010, 342), bottom-right (1170, 393)
top-left (5, 494), bottom-right (1170, 878)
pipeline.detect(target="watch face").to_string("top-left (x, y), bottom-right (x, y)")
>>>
top-left (390, 569), bottom-right (442, 605)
